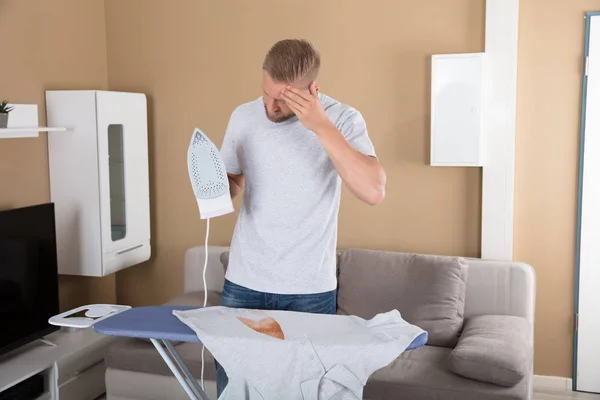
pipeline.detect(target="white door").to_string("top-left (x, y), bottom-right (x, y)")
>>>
top-left (575, 11), bottom-right (600, 394)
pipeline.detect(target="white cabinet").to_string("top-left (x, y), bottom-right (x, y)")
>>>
top-left (0, 327), bottom-right (116, 400)
top-left (45, 90), bottom-right (151, 277)
top-left (430, 53), bottom-right (486, 166)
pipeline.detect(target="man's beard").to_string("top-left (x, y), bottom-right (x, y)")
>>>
top-left (264, 105), bottom-right (294, 123)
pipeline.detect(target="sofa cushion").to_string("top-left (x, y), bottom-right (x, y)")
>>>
top-left (364, 345), bottom-right (530, 400)
top-left (220, 250), bottom-right (342, 275)
top-left (448, 315), bottom-right (533, 387)
top-left (164, 290), bottom-right (222, 308)
top-left (337, 248), bottom-right (468, 347)
top-left (220, 251), bottom-right (230, 272)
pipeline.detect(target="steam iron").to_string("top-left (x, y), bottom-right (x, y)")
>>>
top-left (187, 128), bottom-right (234, 219)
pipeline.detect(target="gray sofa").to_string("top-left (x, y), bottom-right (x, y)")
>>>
top-left (103, 245), bottom-right (536, 400)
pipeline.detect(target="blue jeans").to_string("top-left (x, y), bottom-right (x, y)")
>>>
top-left (215, 279), bottom-right (337, 398)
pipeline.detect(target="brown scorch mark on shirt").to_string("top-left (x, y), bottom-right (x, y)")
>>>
top-left (237, 313), bottom-right (285, 340)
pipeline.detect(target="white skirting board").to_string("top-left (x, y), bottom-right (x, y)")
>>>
top-left (533, 375), bottom-right (573, 391)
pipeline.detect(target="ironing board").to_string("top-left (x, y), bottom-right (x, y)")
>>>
top-left (94, 306), bottom-right (209, 400)
top-left (50, 305), bottom-right (428, 400)
top-left (49, 305), bottom-right (209, 400)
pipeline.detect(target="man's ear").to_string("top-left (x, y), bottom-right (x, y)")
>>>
top-left (309, 81), bottom-right (318, 96)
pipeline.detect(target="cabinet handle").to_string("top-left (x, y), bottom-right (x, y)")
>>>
top-left (75, 359), bottom-right (104, 376)
top-left (117, 244), bottom-right (144, 255)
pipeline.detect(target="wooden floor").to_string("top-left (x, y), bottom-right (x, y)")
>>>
top-left (99, 390), bottom-right (599, 399)
top-left (98, 388), bottom-right (600, 399)
top-left (534, 388), bottom-right (600, 399)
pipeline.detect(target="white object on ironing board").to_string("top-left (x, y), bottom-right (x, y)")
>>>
top-left (48, 304), bottom-right (131, 329)
top-left (172, 306), bottom-right (428, 400)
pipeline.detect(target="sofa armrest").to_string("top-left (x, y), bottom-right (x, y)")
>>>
top-left (448, 314), bottom-right (533, 387)
top-left (463, 259), bottom-right (536, 323)
top-left (183, 245), bottom-right (229, 294)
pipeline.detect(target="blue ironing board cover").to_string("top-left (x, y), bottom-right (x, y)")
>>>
top-left (93, 305), bottom-right (428, 350)
top-left (94, 306), bottom-right (201, 343)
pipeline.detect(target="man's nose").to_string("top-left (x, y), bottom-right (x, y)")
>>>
top-left (266, 98), bottom-right (280, 111)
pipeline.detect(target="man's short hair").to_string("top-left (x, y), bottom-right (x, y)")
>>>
top-left (262, 39), bottom-right (321, 84)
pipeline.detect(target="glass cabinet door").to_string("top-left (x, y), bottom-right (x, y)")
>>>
top-left (108, 124), bottom-right (126, 241)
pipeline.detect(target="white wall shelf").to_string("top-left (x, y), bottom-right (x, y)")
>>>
top-left (0, 127), bottom-right (68, 138)
top-left (0, 104), bottom-right (68, 139)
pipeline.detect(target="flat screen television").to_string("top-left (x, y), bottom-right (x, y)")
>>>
top-left (0, 203), bottom-right (60, 357)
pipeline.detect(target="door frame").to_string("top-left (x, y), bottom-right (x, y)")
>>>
top-left (573, 10), bottom-right (600, 392)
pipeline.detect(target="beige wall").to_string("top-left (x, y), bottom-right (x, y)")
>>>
top-left (105, 0), bottom-right (485, 309)
top-left (1, 0), bottom-right (594, 378)
top-left (514, 0), bottom-right (598, 378)
top-left (0, 0), bottom-right (116, 312)
top-left (104, 0), bottom-right (592, 378)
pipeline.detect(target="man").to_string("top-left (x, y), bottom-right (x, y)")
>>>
top-left (216, 38), bottom-right (386, 396)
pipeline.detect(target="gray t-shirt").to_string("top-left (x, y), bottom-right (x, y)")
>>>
top-left (220, 93), bottom-right (376, 294)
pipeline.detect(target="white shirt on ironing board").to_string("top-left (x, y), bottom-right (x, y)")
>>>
top-left (172, 306), bottom-right (427, 400)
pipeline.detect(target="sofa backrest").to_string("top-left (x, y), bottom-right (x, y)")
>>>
top-left (336, 248), bottom-right (469, 348)
top-left (184, 245), bottom-right (228, 294)
top-left (183, 246), bottom-right (536, 342)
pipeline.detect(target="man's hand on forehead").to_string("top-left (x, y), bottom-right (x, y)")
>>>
top-left (265, 84), bottom-right (310, 101)
top-left (282, 81), bottom-right (329, 132)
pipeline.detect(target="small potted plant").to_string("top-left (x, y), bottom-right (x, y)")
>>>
top-left (0, 101), bottom-right (13, 128)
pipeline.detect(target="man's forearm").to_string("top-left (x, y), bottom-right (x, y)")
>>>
top-left (314, 121), bottom-right (386, 206)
